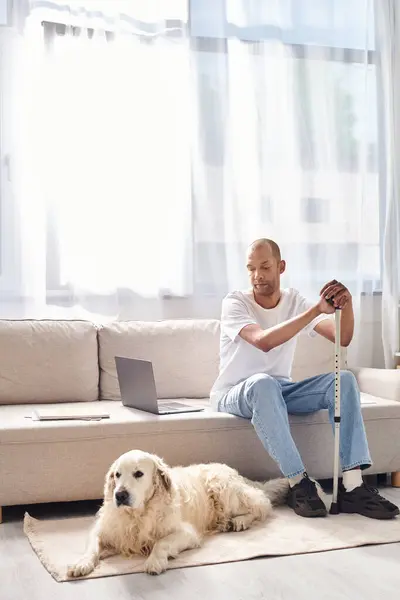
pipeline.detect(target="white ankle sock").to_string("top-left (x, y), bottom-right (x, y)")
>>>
top-left (288, 473), bottom-right (304, 487)
top-left (343, 469), bottom-right (363, 492)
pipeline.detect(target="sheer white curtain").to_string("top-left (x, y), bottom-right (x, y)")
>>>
top-left (375, 0), bottom-right (400, 368)
top-left (1, 0), bottom-right (193, 319)
top-left (0, 0), bottom-right (387, 366)
top-left (191, 0), bottom-right (380, 366)
top-left (42, 22), bottom-right (192, 297)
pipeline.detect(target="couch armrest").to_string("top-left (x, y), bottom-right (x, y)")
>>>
top-left (349, 367), bottom-right (400, 402)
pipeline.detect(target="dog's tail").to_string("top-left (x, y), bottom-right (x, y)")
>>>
top-left (261, 478), bottom-right (290, 505)
top-left (245, 477), bottom-right (290, 506)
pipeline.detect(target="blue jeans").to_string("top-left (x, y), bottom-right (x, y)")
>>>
top-left (217, 371), bottom-right (372, 478)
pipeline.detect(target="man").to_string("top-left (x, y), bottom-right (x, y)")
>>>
top-left (210, 238), bottom-right (399, 519)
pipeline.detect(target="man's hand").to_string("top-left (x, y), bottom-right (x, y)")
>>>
top-left (320, 279), bottom-right (352, 310)
top-left (316, 295), bottom-right (336, 315)
top-left (313, 279), bottom-right (354, 347)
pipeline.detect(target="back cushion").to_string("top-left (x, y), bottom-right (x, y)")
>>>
top-left (98, 320), bottom-right (220, 399)
top-left (0, 320), bottom-right (99, 404)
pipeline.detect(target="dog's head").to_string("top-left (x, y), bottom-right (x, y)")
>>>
top-left (104, 450), bottom-right (172, 510)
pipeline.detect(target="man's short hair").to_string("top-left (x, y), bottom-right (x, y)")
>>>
top-left (248, 238), bottom-right (281, 262)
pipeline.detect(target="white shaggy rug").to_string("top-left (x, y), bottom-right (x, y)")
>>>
top-left (23, 507), bottom-right (400, 582)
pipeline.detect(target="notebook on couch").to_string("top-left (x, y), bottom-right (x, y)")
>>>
top-left (30, 406), bottom-right (110, 421)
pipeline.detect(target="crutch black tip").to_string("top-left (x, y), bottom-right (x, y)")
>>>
top-left (329, 502), bottom-right (340, 515)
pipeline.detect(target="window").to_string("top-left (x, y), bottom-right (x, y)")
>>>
top-left (190, 0), bottom-right (380, 294)
top-left (301, 197), bottom-right (330, 223)
top-left (0, 0), bottom-right (381, 312)
top-left (0, 0), bottom-right (9, 27)
top-left (261, 195), bottom-right (273, 222)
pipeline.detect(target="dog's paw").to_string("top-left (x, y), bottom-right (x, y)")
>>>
top-left (67, 558), bottom-right (96, 578)
top-left (144, 554), bottom-right (168, 575)
top-left (140, 543), bottom-right (152, 557)
top-left (215, 519), bottom-right (234, 533)
top-left (229, 516), bottom-right (250, 532)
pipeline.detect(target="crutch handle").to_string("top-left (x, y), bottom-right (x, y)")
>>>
top-left (325, 296), bottom-right (341, 309)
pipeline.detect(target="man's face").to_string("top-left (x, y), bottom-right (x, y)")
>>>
top-left (246, 246), bottom-right (285, 297)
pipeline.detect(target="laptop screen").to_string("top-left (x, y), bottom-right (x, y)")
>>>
top-left (115, 356), bottom-right (159, 414)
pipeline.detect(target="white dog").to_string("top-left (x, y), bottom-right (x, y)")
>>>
top-left (67, 449), bottom-right (289, 577)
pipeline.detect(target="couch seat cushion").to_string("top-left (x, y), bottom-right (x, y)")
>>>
top-left (1, 393), bottom-right (399, 445)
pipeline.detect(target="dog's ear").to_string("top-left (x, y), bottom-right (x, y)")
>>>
top-left (153, 456), bottom-right (172, 492)
top-left (104, 462), bottom-right (117, 500)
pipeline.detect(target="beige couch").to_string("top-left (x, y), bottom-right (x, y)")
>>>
top-left (1, 318), bottom-right (400, 522)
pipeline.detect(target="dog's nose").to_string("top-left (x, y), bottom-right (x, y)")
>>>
top-left (115, 489), bottom-right (130, 507)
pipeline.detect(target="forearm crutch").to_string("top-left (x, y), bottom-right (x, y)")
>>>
top-left (329, 307), bottom-right (342, 515)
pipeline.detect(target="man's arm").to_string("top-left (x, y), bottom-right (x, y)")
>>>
top-left (239, 304), bottom-right (328, 352)
top-left (314, 280), bottom-right (354, 347)
top-left (314, 300), bottom-right (354, 347)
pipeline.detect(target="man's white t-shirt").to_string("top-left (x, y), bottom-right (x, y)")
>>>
top-left (210, 287), bottom-right (329, 410)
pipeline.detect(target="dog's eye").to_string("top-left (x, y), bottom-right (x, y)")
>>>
top-left (115, 472), bottom-right (121, 479)
top-left (133, 470), bottom-right (144, 479)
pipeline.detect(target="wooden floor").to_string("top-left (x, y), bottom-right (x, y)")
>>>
top-left (1, 482), bottom-right (400, 600)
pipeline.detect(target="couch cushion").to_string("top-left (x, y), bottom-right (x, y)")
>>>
top-left (0, 393), bottom-right (397, 445)
top-left (0, 320), bottom-right (99, 404)
top-left (98, 320), bottom-right (220, 400)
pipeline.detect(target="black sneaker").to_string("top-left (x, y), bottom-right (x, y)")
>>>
top-left (338, 482), bottom-right (400, 520)
top-left (287, 474), bottom-right (327, 518)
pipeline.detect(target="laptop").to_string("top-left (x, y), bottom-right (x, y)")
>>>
top-left (115, 356), bottom-right (205, 415)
